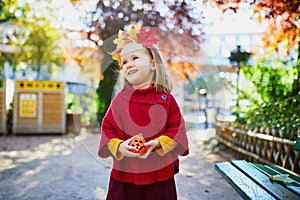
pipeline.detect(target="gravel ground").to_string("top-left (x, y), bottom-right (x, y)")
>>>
top-left (0, 128), bottom-right (242, 200)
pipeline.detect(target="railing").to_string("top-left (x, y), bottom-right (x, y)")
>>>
top-left (215, 121), bottom-right (300, 174)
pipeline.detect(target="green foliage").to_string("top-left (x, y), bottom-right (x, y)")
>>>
top-left (1, 0), bottom-right (64, 79)
top-left (80, 88), bottom-right (98, 127)
top-left (66, 93), bottom-right (82, 114)
top-left (0, 0), bottom-right (20, 22)
top-left (67, 89), bottom-right (100, 128)
top-left (19, 21), bottom-right (64, 79)
top-left (233, 56), bottom-right (299, 137)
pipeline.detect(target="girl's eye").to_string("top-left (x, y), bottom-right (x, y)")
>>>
top-left (133, 56), bottom-right (139, 60)
top-left (122, 61), bottom-right (127, 65)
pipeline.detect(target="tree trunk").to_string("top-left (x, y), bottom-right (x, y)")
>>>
top-left (96, 54), bottom-right (119, 123)
top-left (36, 63), bottom-right (41, 80)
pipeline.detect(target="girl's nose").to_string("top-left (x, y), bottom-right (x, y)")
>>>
top-left (123, 62), bottom-right (134, 70)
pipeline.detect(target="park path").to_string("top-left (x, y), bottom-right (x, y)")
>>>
top-left (0, 128), bottom-right (241, 200)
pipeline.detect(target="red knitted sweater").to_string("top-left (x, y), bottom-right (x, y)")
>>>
top-left (98, 84), bottom-right (189, 185)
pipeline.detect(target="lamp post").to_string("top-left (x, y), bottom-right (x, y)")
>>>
top-left (228, 45), bottom-right (251, 106)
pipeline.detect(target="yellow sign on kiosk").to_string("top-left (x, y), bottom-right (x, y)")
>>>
top-left (14, 80), bottom-right (66, 134)
top-left (19, 93), bottom-right (37, 117)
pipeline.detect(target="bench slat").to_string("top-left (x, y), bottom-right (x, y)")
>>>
top-left (215, 162), bottom-right (275, 200)
top-left (266, 165), bottom-right (300, 183)
top-left (252, 163), bottom-right (300, 196)
top-left (232, 160), bottom-right (299, 199)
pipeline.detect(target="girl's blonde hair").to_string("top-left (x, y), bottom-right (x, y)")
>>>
top-left (118, 45), bottom-right (173, 93)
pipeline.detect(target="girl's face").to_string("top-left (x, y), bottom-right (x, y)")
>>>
top-left (121, 48), bottom-right (155, 89)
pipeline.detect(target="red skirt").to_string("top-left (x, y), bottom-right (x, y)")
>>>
top-left (106, 177), bottom-right (177, 200)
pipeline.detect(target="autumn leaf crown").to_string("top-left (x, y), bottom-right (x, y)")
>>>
top-left (110, 23), bottom-right (160, 66)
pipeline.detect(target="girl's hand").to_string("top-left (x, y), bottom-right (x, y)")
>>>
top-left (118, 137), bottom-right (140, 158)
top-left (139, 140), bottom-right (160, 159)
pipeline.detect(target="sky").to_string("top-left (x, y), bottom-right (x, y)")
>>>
top-left (45, 0), bottom-right (266, 34)
top-left (203, 6), bottom-right (266, 34)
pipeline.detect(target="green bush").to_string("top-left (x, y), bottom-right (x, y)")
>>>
top-left (81, 89), bottom-right (99, 127)
top-left (66, 89), bottom-right (99, 128)
top-left (66, 93), bottom-right (83, 114)
top-left (233, 56), bottom-right (299, 138)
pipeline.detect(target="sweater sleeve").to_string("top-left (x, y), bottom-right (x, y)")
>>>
top-left (98, 105), bottom-right (123, 158)
top-left (155, 135), bottom-right (177, 156)
top-left (107, 138), bottom-right (124, 160)
top-left (163, 94), bottom-right (189, 156)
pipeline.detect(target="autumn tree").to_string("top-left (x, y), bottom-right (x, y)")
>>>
top-left (20, 20), bottom-right (64, 79)
top-left (0, 0), bottom-right (64, 79)
top-left (207, 0), bottom-right (299, 58)
top-left (209, 0), bottom-right (300, 94)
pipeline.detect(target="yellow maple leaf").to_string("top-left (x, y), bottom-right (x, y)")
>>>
top-left (110, 51), bottom-right (122, 66)
top-left (113, 30), bottom-right (127, 49)
top-left (127, 22), bottom-right (141, 43)
top-left (109, 51), bottom-right (122, 67)
top-left (270, 174), bottom-right (294, 183)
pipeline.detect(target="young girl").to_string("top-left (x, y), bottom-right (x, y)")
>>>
top-left (98, 23), bottom-right (189, 200)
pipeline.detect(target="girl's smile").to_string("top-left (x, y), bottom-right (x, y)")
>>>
top-left (127, 69), bottom-right (137, 75)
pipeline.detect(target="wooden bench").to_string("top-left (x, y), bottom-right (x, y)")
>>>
top-left (215, 160), bottom-right (300, 200)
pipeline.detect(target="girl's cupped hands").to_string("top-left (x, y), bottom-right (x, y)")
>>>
top-left (138, 140), bottom-right (160, 159)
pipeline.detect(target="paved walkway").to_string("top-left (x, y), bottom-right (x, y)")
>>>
top-left (0, 129), bottom-right (241, 200)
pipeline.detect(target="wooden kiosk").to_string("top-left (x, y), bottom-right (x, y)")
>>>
top-left (13, 80), bottom-right (66, 134)
top-left (0, 79), bottom-right (6, 134)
